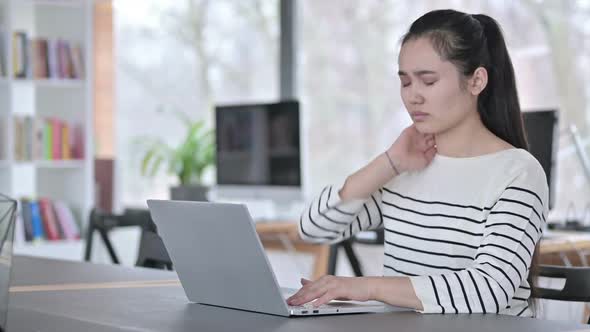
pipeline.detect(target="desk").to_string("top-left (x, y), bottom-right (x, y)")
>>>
top-left (540, 231), bottom-right (590, 266)
top-left (541, 231), bottom-right (590, 255)
top-left (7, 256), bottom-right (586, 332)
top-left (256, 222), bottom-right (330, 279)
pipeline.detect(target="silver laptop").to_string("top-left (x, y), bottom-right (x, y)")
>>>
top-left (147, 199), bottom-right (401, 317)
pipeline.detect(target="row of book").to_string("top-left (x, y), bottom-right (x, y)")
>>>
top-left (13, 116), bottom-right (85, 161)
top-left (16, 198), bottom-right (81, 242)
top-left (12, 31), bottom-right (84, 80)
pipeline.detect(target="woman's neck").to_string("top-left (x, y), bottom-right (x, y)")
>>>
top-left (434, 112), bottom-right (504, 158)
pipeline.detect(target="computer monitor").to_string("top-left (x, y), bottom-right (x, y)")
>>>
top-left (522, 109), bottom-right (559, 210)
top-left (213, 101), bottom-right (302, 205)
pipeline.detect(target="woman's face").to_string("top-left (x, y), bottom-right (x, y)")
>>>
top-left (398, 37), bottom-right (477, 135)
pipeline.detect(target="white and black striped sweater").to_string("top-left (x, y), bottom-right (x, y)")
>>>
top-left (299, 148), bottom-right (548, 317)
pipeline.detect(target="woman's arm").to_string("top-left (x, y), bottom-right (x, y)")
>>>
top-left (338, 152), bottom-right (399, 200)
top-left (298, 125), bottom-right (436, 244)
top-left (368, 276), bottom-right (424, 310)
top-left (340, 125), bottom-right (436, 200)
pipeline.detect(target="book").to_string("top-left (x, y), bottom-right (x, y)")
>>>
top-left (29, 201), bottom-right (45, 241)
top-left (70, 42), bottom-right (84, 79)
top-left (32, 117), bottom-right (44, 160)
top-left (13, 117), bottom-right (23, 161)
top-left (51, 119), bottom-right (62, 159)
top-left (47, 38), bottom-right (58, 79)
top-left (57, 39), bottom-right (68, 79)
top-left (43, 119), bottom-right (52, 160)
top-left (62, 41), bottom-right (73, 78)
top-left (38, 198), bottom-right (60, 240)
top-left (72, 123), bottom-right (84, 159)
top-left (12, 31), bottom-right (27, 78)
top-left (33, 38), bottom-right (49, 79)
top-left (19, 199), bottom-right (33, 242)
top-left (50, 201), bottom-right (65, 239)
top-left (61, 123), bottom-right (70, 160)
top-left (53, 201), bottom-right (80, 240)
top-left (23, 116), bottom-right (33, 161)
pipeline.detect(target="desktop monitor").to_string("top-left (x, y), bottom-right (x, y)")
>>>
top-left (213, 101), bottom-right (302, 204)
top-left (522, 109), bottom-right (558, 210)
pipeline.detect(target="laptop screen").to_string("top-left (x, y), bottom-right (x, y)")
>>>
top-left (0, 195), bottom-right (16, 332)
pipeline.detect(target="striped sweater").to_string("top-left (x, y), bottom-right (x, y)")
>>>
top-left (299, 148), bottom-right (548, 317)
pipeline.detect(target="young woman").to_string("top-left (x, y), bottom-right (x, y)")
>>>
top-left (287, 9), bottom-right (548, 317)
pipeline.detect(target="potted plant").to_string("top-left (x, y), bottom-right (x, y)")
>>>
top-left (140, 109), bottom-right (215, 201)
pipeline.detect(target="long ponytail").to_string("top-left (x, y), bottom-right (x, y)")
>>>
top-left (472, 14), bottom-right (529, 151)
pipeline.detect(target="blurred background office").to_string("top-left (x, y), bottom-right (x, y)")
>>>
top-left (2, 0), bottom-right (590, 324)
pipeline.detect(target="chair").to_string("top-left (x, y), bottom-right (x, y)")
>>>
top-left (135, 229), bottom-right (173, 270)
top-left (327, 228), bottom-right (384, 276)
top-left (84, 208), bottom-right (172, 270)
top-left (534, 264), bottom-right (590, 324)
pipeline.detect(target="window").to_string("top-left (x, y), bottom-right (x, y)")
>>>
top-left (114, 0), bottom-right (279, 205)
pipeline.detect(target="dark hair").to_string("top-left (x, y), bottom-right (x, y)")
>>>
top-left (402, 9), bottom-right (539, 315)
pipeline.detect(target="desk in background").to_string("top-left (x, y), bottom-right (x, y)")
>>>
top-left (256, 222), bottom-right (330, 280)
top-left (540, 230), bottom-right (590, 266)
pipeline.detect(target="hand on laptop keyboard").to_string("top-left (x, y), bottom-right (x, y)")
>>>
top-left (288, 302), bottom-right (319, 309)
top-left (286, 276), bottom-right (371, 307)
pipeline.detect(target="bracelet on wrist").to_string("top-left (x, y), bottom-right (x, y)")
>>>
top-left (384, 151), bottom-right (400, 176)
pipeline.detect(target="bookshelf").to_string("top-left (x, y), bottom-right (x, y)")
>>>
top-left (0, 0), bottom-right (94, 261)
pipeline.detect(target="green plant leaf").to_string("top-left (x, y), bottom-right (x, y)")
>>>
top-left (138, 111), bottom-right (215, 185)
top-left (149, 154), bottom-right (165, 177)
top-left (140, 139), bottom-right (172, 177)
top-left (140, 147), bottom-right (158, 176)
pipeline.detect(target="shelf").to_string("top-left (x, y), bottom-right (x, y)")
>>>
top-left (12, 79), bottom-right (85, 88)
top-left (13, 160), bottom-right (85, 169)
top-left (35, 160), bottom-right (84, 169)
top-left (26, 0), bottom-right (85, 8)
top-left (14, 239), bottom-right (84, 261)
